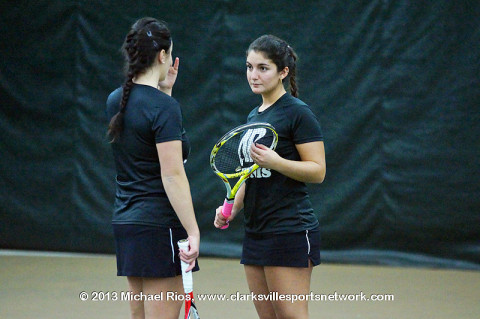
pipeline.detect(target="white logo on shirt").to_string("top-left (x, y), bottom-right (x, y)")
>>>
top-left (238, 127), bottom-right (271, 179)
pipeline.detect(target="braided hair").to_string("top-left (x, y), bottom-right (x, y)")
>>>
top-left (247, 35), bottom-right (298, 97)
top-left (107, 17), bottom-right (172, 142)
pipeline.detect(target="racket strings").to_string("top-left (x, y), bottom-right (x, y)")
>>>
top-left (214, 133), bottom-right (243, 174)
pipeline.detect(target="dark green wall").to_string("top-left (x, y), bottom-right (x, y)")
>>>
top-left (1, 0), bottom-right (479, 269)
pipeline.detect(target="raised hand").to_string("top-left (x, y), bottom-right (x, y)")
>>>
top-left (158, 57), bottom-right (180, 95)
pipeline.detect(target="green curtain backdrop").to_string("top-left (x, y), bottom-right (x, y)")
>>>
top-left (1, 0), bottom-right (479, 269)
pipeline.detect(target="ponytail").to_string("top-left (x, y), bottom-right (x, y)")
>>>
top-left (286, 45), bottom-right (298, 97)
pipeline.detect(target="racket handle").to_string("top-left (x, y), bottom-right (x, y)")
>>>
top-left (177, 239), bottom-right (193, 293)
top-left (221, 198), bottom-right (234, 229)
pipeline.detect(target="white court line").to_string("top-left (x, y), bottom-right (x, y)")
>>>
top-left (0, 249), bottom-right (114, 258)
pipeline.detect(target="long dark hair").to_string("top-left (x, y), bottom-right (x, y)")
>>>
top-left (107, 17), bottom-right (172, 142)
top-left (247, 34), bottom-right (299, 97)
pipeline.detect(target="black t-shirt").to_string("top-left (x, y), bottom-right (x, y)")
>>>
top-left (243, 93), bottom-right (323, 234)
top-left (105, 84), bottom-right (190, 227)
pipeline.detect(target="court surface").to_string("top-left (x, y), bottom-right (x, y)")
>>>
top-left (1, 250), bottom-right (479, 319)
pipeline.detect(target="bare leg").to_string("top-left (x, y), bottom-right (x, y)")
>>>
top-left (127, 276), bottom-right (145, 319)
top-left (264, 261), bottom-right (313, 319)
top-left (142, 275), bottom-right (184, 319)
top-left (244, 265), bottom-right (277, 319)
top-left (126, 275), bottom-right (184, 319)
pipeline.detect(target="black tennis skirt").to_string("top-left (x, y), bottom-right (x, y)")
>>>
top-left (241, 227), bottom-right (321, 267)
top-left (113, 224), bottom-right (199, 278)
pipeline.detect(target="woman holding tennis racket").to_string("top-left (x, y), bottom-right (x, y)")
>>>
top-left (106, 17), bottom-right (200, 319)
top-left (214, 34), bottom-right (326, 319)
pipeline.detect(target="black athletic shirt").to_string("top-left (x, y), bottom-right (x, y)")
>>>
top-left (243, 93), bottom-right (323, 234)
top-left (105, 84), bottom-right (190, 227)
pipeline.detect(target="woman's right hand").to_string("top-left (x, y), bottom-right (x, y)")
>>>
top-left (214, 205), bottom-right (231, 229)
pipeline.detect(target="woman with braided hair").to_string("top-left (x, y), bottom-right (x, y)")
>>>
top-left (214, 34), bottom-right (326, 319)
top-left (106, 17), bottom-right (199, 319)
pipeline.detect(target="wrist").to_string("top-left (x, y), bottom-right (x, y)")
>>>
top-left (270, 155), bottom-right (286, 173)
top-left (231, 205), bottom-right (243, 218)
top-left (187, 228), bottom-right (200, 238)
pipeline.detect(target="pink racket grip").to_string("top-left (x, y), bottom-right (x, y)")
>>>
top-left (221, 199), bottom-right (234, 229)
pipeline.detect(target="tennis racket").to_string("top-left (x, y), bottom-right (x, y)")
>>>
top-left (178, 239), bottom-right (200, 319)
top-left (210, 122), bottom-right (278, 229)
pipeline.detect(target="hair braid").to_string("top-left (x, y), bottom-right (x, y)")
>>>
top-left (120, 72), bottom-right (135, 113)
top-left (107, 69), bottom-right (139, 142)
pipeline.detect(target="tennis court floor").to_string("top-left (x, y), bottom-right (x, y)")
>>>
top-left (1, 250), bottom-right (479, 318)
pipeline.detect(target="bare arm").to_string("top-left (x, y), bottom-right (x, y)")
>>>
top-left (157, 140), bottom-right (199, 270)
top-left (250, 141), bottom-right (326, 183)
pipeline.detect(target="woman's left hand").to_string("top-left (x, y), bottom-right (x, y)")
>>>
top-left (250, 142), bottom-right (281, 169)
top-left (158, 57), bottom-right (179, 92)
top-left (178, 232), bottom-right (199, 272)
